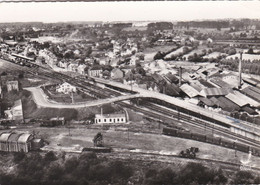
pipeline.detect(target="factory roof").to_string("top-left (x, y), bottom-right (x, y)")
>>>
top-left (243, 77), bottom-right (258, 86)
top-left (200, 87), bottom-right (231, 97)
top-left (209, 78), bottom-right (232, 88)
top-left (8, 133), bottom-right (21, 142)
top-left (17, 133), bottom-right (33, 143)
top-left (241, 86), bottom-right (260, 102)
top-left (198, 97), bottom-right (215, 107)
top-left (226, 91), bottom-right (260, 108)
top-left (217, 97), bottom-right (240, 112)
top-left (180, 84), bottom-right (200, 98)
top-left (0, 133), bottom-right (12, 142)
top-left (198, 79), bottom-right (215, 88)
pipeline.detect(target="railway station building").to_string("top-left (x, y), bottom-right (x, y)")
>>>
top-left (95, 113), bottom-right (126, 124)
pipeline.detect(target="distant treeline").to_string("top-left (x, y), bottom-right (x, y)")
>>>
top-left (148, 22), bottom-right (173, 30)
top-left (177, 21), bottom-right (230, 29)
top-left (177, 19), bottom-right (260, 30)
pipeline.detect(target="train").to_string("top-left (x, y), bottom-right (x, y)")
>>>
top-left (0, 52), bottom-right (35, 67)
top-left (162, 127), bottom-right (259, 156)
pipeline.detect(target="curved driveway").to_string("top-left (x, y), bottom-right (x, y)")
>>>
top-left (24, 87), bottom-right (143, 109)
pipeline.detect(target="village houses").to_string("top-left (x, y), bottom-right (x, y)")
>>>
top-left (111, 68), bottom-right (124, 80)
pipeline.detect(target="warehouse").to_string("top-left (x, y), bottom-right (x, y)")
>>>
top-left (0, 132), bottom-right (34, 153)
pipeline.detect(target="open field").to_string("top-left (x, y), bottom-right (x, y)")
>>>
top-left (143, 45), bottom-right (176, 61)
top-left (227, 53), bottom-right (260, 61)
top-left (203, 52), bottom-right (224, 59)
top-left (4, 125), bottom-right (260, 170)
top-left (182, 45), bottom-right (207, 58)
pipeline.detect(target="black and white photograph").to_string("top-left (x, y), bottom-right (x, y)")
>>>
top-left (1, 1), bottom-right (260, 184)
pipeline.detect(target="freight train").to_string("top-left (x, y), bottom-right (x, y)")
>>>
top-left (163, 127), bottom-right (259, 156)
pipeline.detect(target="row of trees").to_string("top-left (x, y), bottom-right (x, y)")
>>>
top-left (0, 151), bottom-right (259, 185)
top-left (220, 58), bottom-right (260, 75)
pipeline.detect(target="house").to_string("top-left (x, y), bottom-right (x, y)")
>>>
top-left (38, 49), bottom-right (58, 68)
top-left (4, 99), bottom-right (23, 121)
top-left (0, 132), bottom-right (36, 153)
top-left (88, 66), bottom-right (103, 77)
top-left (6, 80), bottom-right (19, 92)
top-left (95, 113), bottom-right (126, 124)
top-left (111, 68), bottom-right (124, 80)
top-left (207, 38), bottom-right (213, 43)
top-left (67, 63), bottom-right (78, 73)
top-left (77, 64), bottom-right (87, 75)
top-left (56, 82), bottom-right (77, 94)
top-left (129, 56), bottom-right (137, 66)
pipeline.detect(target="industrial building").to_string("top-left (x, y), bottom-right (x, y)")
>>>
top-left (0, 132), bottom-right (42, 153)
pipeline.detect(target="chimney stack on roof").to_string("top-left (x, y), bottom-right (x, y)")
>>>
top-left (179, 67), bottom-right (182, 87)
top-left (238, 52), bottom-right (242, 89)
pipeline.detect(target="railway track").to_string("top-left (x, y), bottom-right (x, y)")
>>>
top-left (97, 150), bottom-right (260, 173)
top-left (2, 58), bottom-right (260, 151)
top-left (126, 101), bottom-right (260, 149)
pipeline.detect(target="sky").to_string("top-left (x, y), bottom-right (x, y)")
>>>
top-left (0, 1), bottom-right (260, 23)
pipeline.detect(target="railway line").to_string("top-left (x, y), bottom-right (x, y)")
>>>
top-left (118, 101), bottom-right (260, 150)
top-left (97, 150), bottom-right (260, 172)
top-left (1, 57), bottom-right (260, 154)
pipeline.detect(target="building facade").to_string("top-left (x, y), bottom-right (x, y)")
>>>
top-left (6, 80), bottom-right (19, 92)
top-left (95, 113), bottom-right (126, 124)
top-left (56, 82), bottom-right (77, 94)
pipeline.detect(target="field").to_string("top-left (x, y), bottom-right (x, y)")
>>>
top-left (182, 45), bottom-right (207, 58)
top-left (143, 45), bottom-right (177, 61)
top-left (203, 52), bottom-right (223, 59)
top-left (227, 53), bottom-right (260, 61)
top-left (5, 125), bottom-right (260, 170)
top-left (164, 46), bottom-right (185, 59)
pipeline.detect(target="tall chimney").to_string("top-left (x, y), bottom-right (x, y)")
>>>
top-left (179, 67), bottom-right (182, 87)
top-left (238, 52), bottom-right (242, 89)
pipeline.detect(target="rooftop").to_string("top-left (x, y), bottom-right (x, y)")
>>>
top-left (95, 113), bottom-right (126, 119)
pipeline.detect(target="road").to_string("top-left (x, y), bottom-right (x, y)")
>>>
top-left (25, 86), bottom-right (144, 109)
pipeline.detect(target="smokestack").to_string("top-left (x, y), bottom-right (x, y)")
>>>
top-left (179, 67), bottom-right (182, 86)
top-left (238, 52), bottom-right (242, 89)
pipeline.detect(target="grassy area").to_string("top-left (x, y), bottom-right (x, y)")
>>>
top-left (43, 86), bottom-right (96, 103)
top-left (11, 125), bottom-right (260, 170)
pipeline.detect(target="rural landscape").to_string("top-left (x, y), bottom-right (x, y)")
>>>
top-left (1, 1), bottom-right (260, 185)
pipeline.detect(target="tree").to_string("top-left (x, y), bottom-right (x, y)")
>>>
top-left (154, 51), bottom-right (164, 60)
top-left (248, 48), bottom-right (254, 54)
top-left (65, 157), bottom-right (79, 173)
top-left (233, 171), bottom-right (254, 184)
top-left (44, 151), bottom-right (57, 162)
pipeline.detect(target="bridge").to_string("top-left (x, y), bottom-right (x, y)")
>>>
top-left (25, 86), bottom-right (146, 109)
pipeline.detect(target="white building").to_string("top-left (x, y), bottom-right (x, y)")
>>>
top-left (4, 99), bottom-right (23, 121)
top-left (95, 113), bottom-right (126, 124)
top-left (56, 82), bottom-right (77, 94)
top-left (6, 80), bottom-right (19, 92)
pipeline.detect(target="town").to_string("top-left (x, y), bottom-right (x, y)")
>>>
top-left (1, 16), bottom-right (260, 184)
